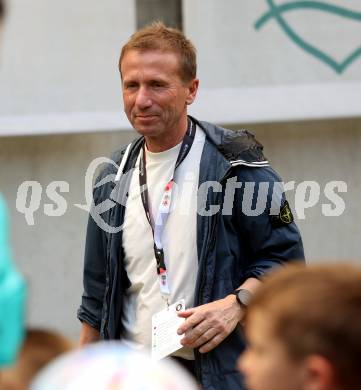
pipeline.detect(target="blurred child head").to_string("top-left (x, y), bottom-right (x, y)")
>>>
top-left (239, 263), bottom-right (361, 390)
top-left (0, 0), bottom-right (4, 22)
top-left (0, 0), bottom-right (4, 33)
top-left (0, 328), bottom-right (74, 390)
top-left (30, 341), bottom-right (198, 390)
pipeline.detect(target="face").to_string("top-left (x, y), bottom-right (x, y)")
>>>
top-left (121, 50), bottom-right (198, 145)
top-left (238, 310), bottom-right (306, 390)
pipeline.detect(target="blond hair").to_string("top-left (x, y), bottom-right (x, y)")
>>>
top-left (119, 21), bottom-right (197, 83)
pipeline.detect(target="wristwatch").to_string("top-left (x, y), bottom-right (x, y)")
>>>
top-left (231, 288), bottom-right (253, 307)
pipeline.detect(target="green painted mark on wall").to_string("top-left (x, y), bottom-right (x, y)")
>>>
top-left (255, 1), bottom-right (361, 74)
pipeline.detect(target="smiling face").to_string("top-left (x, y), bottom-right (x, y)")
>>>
top-left (120, 49), bottom-right (199, 152)
top-left (238, 310), bottom-right (306, 390)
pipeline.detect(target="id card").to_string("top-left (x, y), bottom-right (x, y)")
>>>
top-left (151, 299), bottom-right (185, 361)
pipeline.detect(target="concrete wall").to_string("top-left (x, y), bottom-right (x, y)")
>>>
top-left (1, 117), bottom-right (360, 339)
top-left (0, 131), bottom-right (135, 339)
top-left (0, 0), bottom-right (135, 116)
top-left (183, 0), bottom-right (361, 87)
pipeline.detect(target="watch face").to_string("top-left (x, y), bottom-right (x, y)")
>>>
top-left (237, 289), bottom-right (252, 306)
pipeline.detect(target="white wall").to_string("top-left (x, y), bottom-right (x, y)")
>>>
top-left (0, 131), bottom-right (136, 338)
top-left (183, 0), bottom-right (361, 122)
top-left (3, 0), bottom-right (361, 135)
top-left (184, 0), bottom-right (361, 86)
top-left (0, 0), bottom-right (135, 116)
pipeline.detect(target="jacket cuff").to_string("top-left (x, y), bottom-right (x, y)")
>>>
top-left (77, 306), bottom-right (101, 332)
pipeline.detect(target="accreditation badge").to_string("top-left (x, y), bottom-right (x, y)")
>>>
top-left (151, 299), bottom-right (185, 361)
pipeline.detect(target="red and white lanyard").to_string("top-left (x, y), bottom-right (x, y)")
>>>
top-left (139, 118), bottom-right (196, 296)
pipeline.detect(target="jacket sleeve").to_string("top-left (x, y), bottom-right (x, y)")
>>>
top-left (234, 165), bottom-right (305, 281)
top-left (77, 166), bottom-right (114, 331)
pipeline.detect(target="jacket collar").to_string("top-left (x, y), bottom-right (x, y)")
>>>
top-left (114, 116), bottom-right (269, 182)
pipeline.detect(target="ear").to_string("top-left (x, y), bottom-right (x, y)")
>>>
top-left (303, 355), bottom-right (337, 390)
top-left (185, 78), bottom-right (199, 105)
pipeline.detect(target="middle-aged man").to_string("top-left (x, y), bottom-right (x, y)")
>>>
top-left (78, 22), bottom-right (304, 389)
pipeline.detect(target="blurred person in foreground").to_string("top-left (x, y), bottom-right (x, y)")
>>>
top-left (0, 0), bottom-right (27, 371)
top-left (0, 0), bottom-right (3, 23)
top-left (239, 263), bottom-right (361, 390)
top-left (1, 329), bottom-right (73, 390)
top-left (78, 21), bottom-right (304, 389)
top-left (30, 341), bottom-right (198, 390)
top-left (0, 193), bottom-right (26, 368)
top-left (0, 0), bottom-right (3, 26)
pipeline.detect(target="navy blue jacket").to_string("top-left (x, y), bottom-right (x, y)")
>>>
top-left (78, 117), bottom-right (304, 389)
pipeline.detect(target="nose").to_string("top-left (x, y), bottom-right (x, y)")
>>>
top-left (135, 86), bottom-right (152, 110)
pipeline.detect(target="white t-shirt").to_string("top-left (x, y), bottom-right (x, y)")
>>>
top-left (122, 126), bottom-right (205, 360)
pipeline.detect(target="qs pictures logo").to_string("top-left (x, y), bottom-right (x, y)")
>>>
top-left (255, 1), bottom-right (361, 74)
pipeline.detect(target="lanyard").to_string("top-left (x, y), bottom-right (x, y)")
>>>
top-left (139, 118), bottom-right (196, 296)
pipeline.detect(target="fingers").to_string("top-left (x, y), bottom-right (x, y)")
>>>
top-left (182, 326), bottom-right (218, 349)
top-left (181, 319), bottom-right (209, 345)
top-left (199, 333), bottom-right (226, 354)
top-left (177, 310), bottom-right (205, 335)
top-left (181, 313), bottom-right (230, 350)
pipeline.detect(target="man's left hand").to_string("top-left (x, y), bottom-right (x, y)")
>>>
top-left (177, 295), bottom-right (244, 353)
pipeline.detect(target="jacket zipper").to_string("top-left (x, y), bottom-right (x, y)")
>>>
top-left (197, 168), bottom-right (232, 306)
top-left (195, 210), bottom-right (219, 382)
top-left (102, 202), bottom-right (115, 339)
top-left (194, 168), bottom-right (232, 382)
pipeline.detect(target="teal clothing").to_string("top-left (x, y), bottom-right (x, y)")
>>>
top-left (0, 194), bottom-right (26, 367)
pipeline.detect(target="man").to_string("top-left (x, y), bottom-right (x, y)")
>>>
top-left (78, 22), bottom-right (304, 389)
top-left (239, 263), bottom-right (361, 390)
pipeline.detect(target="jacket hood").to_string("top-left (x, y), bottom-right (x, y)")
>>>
top-left (190, 116), bottom-right (268, 166)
